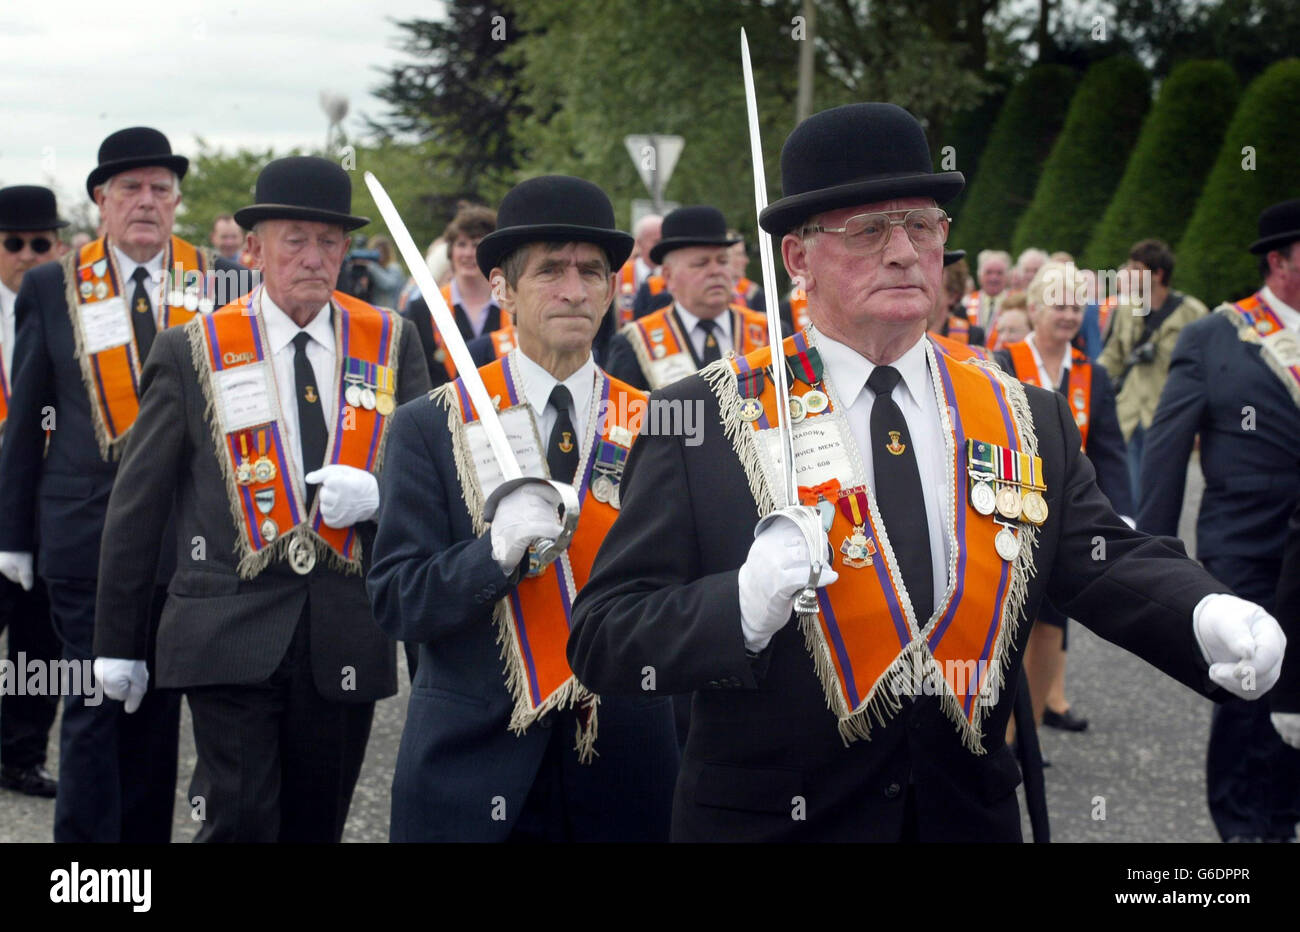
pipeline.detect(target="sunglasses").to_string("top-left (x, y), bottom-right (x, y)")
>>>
top-left (3, 235), bottom-right (53, 254)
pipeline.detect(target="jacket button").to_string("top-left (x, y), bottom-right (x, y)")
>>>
top-left (708, 680), bottom-right (721, 688)
top-left (885, 782), bottom-right (901, 798)
top-left (539, 715), bottom-right (553, 729)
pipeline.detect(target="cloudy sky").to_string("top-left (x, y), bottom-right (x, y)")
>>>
top-left (0, 0), bottom-right (440, 215)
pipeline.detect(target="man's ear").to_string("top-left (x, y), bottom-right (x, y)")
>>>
top-left (244, 232), bottom-right (262, 269)
top-left (781, 233), bottom-right (812, 292)
top-left (489, 271), bottom-right (509, 306)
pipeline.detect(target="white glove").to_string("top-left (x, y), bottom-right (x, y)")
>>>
top-left (1272, 713), bottom-right (1300, 749)
top-left (737, 516), bottom-right (839, 652)
top-left (1119, 514), bottom-right (1136, 529)
top-left (1192, 593), bottom-right (1286, 700)
top-left (488, 483), bottom-right (564, 575)
top-left (0, 551), bottom-right (34, 591)
top-left (93, 658), bottom-right (149, 714)
top-left (305, 465), bottom-right (380, 529)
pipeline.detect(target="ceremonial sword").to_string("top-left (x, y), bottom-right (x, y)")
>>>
top-left (740, 29), bottom-right (825, 613)
top-left (364, 172), bottom-right (580, 567)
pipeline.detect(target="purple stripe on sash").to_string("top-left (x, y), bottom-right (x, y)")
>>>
top-left (965, 558), bottom-right (1010, 718)
top-left (204, 314), bottom-right (222, 370)
top-left (816, 589), bottom-right (860, 709)
top-left (928, 356), bottom-right (970, 649)
top-left (339, 305), bottom-right (351, 360)
top-left (454, 378), bottom-right (471, 420)
top-left (91, 356), bottom-right (117, 437)
top-left (377, 306), bottom-right (393, 359)
top-left (269, 423), bottom-right (301, 526)
top-left (500, 355), bottom-right (521, 407)
top-left (238, 482), bottom-right (261, 546)
top-left (575, 376), bottom-right (610, 501)
top-left (508, 587), bottom-right (543, 707)
top-left (871, 534), bottom-right (911, 646)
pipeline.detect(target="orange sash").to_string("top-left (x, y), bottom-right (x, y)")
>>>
top-left (0, 349), bottom-right (9, 430)
top-left (1218, 291), bottom-right (1300, 411)
top-left (442, 355), bottom-right (644, 760)
top-left (616, 260), bottom-right (638, 326)
top-left (930, 330), bottom-right (989, 362)
top-left (1005, 340), bottom-right (1092, 449)
top-left (67, 236), bottom-right (211, 458)
top-left (790, 287), bottom-right (810, 330)
top-left (192, 288), bottom-right (399, 578)
top-left (623, 303), bottom-right (770, 389)
top-left (713, 330), bottom-right (1037, 748)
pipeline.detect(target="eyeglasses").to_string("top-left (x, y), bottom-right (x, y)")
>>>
top-left (801, 208), bottom-right (949, 253)
top-left (3, 235), bottom-right (53, 254)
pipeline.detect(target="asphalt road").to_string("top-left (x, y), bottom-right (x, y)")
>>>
top-left (0, 457), bottom-right (1230, 842)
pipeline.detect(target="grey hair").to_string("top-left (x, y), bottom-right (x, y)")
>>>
top-left (97, 170), bottom-right (181, 199)
top-left (977, 249), bottom-right (1011, 275)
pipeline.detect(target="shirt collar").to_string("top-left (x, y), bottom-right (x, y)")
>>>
top-left (1025, 331), bottom-right (1071, 371)
top-left (0, 278), bottom-right (15, 316)
top-left (261, 288), bottom-right (334, 355)
top-left (514, 348), bottom-right (597, 423)
top-left (815, 327), bottom-right (930, 408)
top-left (449, 277), bottom-right (500, 312)
top-left (674, 302), bottom-right (732, 340)
top-left (112, 244), bottom-right (164, 285)
top-left (1262, 286), bottom-right (1300, 331)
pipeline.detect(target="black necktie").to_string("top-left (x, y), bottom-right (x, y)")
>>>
top-left (130, 267), bottom-right (157, 362)
top-left (293, 332), bottom-right (328, 504)
top-left (547, 384), bottom-right (579, 484)
top-left (698, 318), bottom-right (722, 364)
top-left (867, 365), bottom-right (934, 624)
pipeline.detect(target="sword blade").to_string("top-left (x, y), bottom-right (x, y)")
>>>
top-left (740, 28), bottom-right (796, 508)
top-left (364, 171), bottom-right (522, 481)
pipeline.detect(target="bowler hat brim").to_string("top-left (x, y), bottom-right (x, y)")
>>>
top-left (759, 171), bottom-right (965, 237)
top-left (234, 203), bottom-right (370, 232)
top-left (85, 154), bottom-right (189, 199)
top-left (476, 224), bottom-right (635, 279)
top-left (1249, 230), bottom-right (1300, 255)
top-left (649, 234), bottom-right (742, 266)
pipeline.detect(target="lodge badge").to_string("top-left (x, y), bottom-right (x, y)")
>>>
top-left (558, 431), bottom-right (574, 453)
top-left (885, 430), bottom-right (906, 456)
top-left (287, 535), bottom-right (316, 575)
top-left (260, 517), bottom-right (279, 543)
top-left (254, 487), bottom-right (275, 514)
top-left (802, 390), bottom-right (829, 414)
top-left (739, 397), bottom-right (763, 421)
top-left (80, 281), bottom-right (93, 298)
top-left (840, 529), bottom-right (877, 568)
top-left (788, 395), bottom-right (806, 424)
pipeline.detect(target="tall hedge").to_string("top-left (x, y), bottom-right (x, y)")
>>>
top-left (1177, 58), bottom-right (1300, 306)
top-left (949, 65), bottom-right (1079, 254)
top-left (1011, 56), bottom-right (1151, 257)
top-left (935, 81), bottom-right (1008, 223)
top-left (1082, 61), bottom-right (1240, 272)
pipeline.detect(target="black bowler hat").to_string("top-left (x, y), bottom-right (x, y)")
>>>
top-left (759, 103), bottom-right (965, 237)
top-left (648, 206), bottom-right (741, 265)
top-left (476, 175), bottom-right (633, 277)
top-left (0, 186), bottom-right (68, 232)
top-left (943, 249), bottom-right (966, 267)
top-left (1249, 198), bottom-right (1300, 255)
top-left (234, 156), bottom-right (369, 231)
top-left (85, 127), bottom-right (189, 198)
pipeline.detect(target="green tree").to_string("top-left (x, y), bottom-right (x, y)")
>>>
top-left (949, 64), bottom-right (1079, 253)
top-left (1082, 60), bottom-right (1240, 271)
top-left (1011, 56), bottom-right (1150, 257)
top-left (1177, 58), bottom-right (1300, 305)
top-left (174, 141), bottom-right (273, 243)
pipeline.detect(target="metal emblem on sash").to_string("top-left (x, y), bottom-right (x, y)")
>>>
top-left (359, 387), bottom-right (376, 410)
top-left (344, 384), bottom-right (362, 408)
top-left (788, 395), bottom-right (806, 424)
top-left (652, 344), bottom-right (667, 359)
top-left (994, 524), bottom-right (1020, 561)
top-left (92, 259), bottom-right (108, 278)
top-left (803, 390), bottom-right (828, 414)
top-left (376, 392), bottom-right (396, 416)
top-left (1021, 490), bottom-right (1049, 525)
top-left (995, 485), bottom-right (1022, 520)
top-left (591, 473), bottom-right (615, 504)
top-left (80, 282), bottom-right (93, 298)
top-left (885, 430), bottom-right (906, 455)
top-left (970, 480), bottom-right (996, 516)
top-left (840, 529), bottom-right (877, 568)
top-left (287, 534), bottom-right (317, 575)
top-left (739, 397), bottom-right (763, 421)
top-left (252, 429), bottom-right (277, 484)
top-left (255, 488), bottom-right (275, 515)
top-left (260, 517), bottom-right (279, 543)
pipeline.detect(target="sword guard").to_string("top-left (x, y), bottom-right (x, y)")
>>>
top-left (484, 477), bottom-right (581, 571)
top-left (755, 504), bottom-right (829, 611)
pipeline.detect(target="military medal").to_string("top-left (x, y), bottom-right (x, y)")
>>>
top-left (994, 524), bottom-right (1020, 561)
top-left (374, 365), bottom-right (396, 416)
top-left (344, 384), bottom-right (362, 408)
top-left (837, 488), bottom-right (877, 569)
top-left (1021, 490), bottom-right (1049, 525)
top-left (995, 485), bottom-right (1022, 520)
top-left (252, 428), bottom-right (277, 484)
top-left (260, 517), bottom-right (279, 543)
top-left (590, 439), bottom-right (628, 511)
top-left (360, 387), bottom-right (376, 410)
top-left (376, 392), bottom-right (396, 416)
top-left (739, 397), bottom-right (763, 421)
top-left (80, 281), bottom-right (93, 298)
top-left (802, 390), bottom-right (829, 414)
top-left (287, 534), bottom-right (316, 575)
top-left (788, 394), bottom-right (806, 424)
top-left (235, 433), bottom-right (254, 485)
top-left (591, 473), bottom-right (614, 504)
top-left (736, 367), bottom-right (765, 422)
top-left (343, 357), bottom-right (365, 409)
top-left (94, 281), bottom-right (108, 299)
top-left (652, 344), bottom-right (667, 359)
top-left (970, 480), bottom-right (996, 516)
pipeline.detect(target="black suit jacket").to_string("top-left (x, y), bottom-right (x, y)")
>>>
top-left (995, 347), bottom-right (1133, 516)
top-left (568, 366), bottom-right (1225, 842)
top-left (0, 252), bottom-right (243, 582)
top-left (1272, 499), bottom-right (1300, 715)
top-left (366, 387), bottom-right (679, 840)
top-left (93, 307), bottom-right (429, 702)
top-left (1139, 312), bottom-right (1300, 563)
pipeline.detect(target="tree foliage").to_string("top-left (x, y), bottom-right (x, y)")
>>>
top-left (1011, 55), bottom-right (1150, 257)
top-left (1082, 59), bottom-right (1239, 271)
top-left (1177, 58), bottom-right (1300, 306)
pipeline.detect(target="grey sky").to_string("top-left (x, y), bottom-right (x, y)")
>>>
top-left (0, 0), bottom-right (440, 219)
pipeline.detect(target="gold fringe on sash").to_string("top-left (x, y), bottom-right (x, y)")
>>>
top-left (1216, 303), bottom-right (1300, 411)
top-left (63, 252), bottom-right (127, 461)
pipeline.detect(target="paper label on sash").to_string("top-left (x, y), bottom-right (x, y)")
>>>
top-left (464, 405), bottom-right (545, 498)
top-left (755, 411), bottom-right (857, 492)
top-left (214, 362), bottom-right (275, 432)
top-left (650, 352), bottom-right (696, 388)
top-left (78, 297), bottom-right (132, 354)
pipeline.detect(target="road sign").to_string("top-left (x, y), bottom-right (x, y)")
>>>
top-left (624, 134), bottom-right (684, 210)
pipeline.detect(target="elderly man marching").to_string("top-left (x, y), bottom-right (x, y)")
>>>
top-left (94, 157), bottom-right (430, 841)
top-left (604, 205), bottom-right (771, 392)
top-left (367, 175), bottom-right (678, 842)
top-left (0, 128), bottom-right (239, 841)
top-left (568, 103), bottom-right (1286, 842)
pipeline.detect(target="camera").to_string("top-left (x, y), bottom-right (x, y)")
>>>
top-left (338, 238), bottom-right (380, 302)
top-left (1128, 342), bottom-right (1156, 366)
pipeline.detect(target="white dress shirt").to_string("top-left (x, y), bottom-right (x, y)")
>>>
top-left (113, 245), bottom-right (165, 327)
top-left (1023, 331), bottom-right (1070, 392)
top-left (1262, 286), bottom-right (1300, 331)
top-left (513, 349), bottom-right (598, 448)
top-left (0, 278), bottom-right (16, 378)
top-left (674, 303), bottom-right (733, 360)
top-left (817, 330), bottom-right (951, 616)
top-left (260, 289), bottom-right (336, 500)
top-left (634, 256), bottom-right (655, 291)
top-left (450, 278), bottom-right (499, 337)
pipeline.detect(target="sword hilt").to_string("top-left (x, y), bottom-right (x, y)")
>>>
top-left (755, 504), bottom-right (830, 616)
top-left (484, 477), bottom-right (582, 572)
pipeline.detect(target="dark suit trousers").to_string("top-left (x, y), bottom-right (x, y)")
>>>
top-left (1201, 556), bottom-right (1300, 841)
top-left (47, 579), bottom-right (180, 843)
top-left (186, 606), bottom-right (374, 843)
top-left (0, 575), bottom-right (59, 768)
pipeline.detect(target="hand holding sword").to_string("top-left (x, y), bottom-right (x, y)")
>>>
top-left (363, 171), bottom-right (580, 571)
top-left (740, 29), bottom-right (831, 619)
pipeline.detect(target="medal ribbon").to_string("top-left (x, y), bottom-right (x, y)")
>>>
top-left (836, 487), bottom-right (869, 527)
top-left (798, 479), bottom-right (841, 507)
